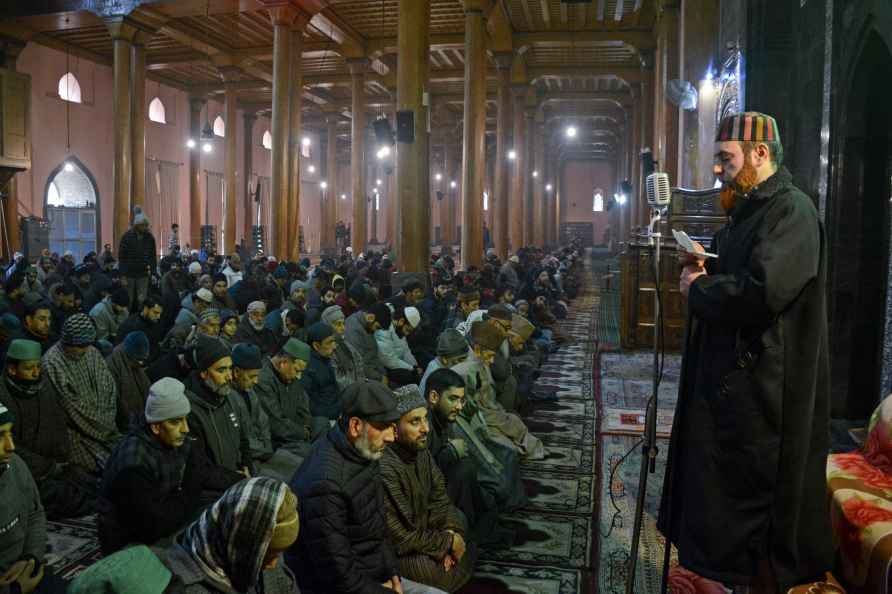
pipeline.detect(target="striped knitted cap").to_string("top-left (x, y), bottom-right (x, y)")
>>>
top-left (715, 112), bottom-right (781, 144)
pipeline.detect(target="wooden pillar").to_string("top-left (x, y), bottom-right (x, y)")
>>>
top-left (659, 2), bottom-right (681, 185)
top-left (0, 39), bottom-right (25, 259)
top-left (348, 58), bottom-right (369, 254)
top-left (641, 51), bottom-right (655, 227)
top-left (459, 0), bottom-right (487, 268)
top-left (396, 0), bottom-right (430, 273)
top-left (492, 52), bottom-right (512, 260)
top-left (523, 106), bottom-right (534, 246)
top-left (130, 31), bottom-right (148, 215)
top-left (188, 96), bottom-right (204, 249)
top-left (509, 88), bottom-right (525, 252)
top-left (532, 111), bottom-right (546, 247)
top-left (106, 18), bottom-right (136, 248)
top-left (322, 113), bottom-right (338, 254)
top-left (243, 112), bottom-right (256, 246)
top-left (223, 84), bottom-right (237, 254)
top-left (287, 20), bottom-right (307, 260)
top-left (268, 7), bottom-right (294, 258)
top-left (442, 142), bottom-right (455, 248)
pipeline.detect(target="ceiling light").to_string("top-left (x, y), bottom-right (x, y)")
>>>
top-left (566, 126), bottom-right (577, 138)
top-left (308, 165), bottom-right (316, 173)
top-left (186, 138), bottom-right (196, 149)
top-left (320, 181), bottom-right (328, 190)
top-left (507, 150), bottom-right (516, 161)
top-left (202, 142), bottom-right (213, 153)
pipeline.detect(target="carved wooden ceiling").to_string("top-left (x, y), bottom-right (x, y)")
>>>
top-left (0, 0), bottom-right (656, 153)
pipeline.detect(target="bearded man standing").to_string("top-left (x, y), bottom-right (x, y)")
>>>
top-left (659, 112), bottom-right (832, 593)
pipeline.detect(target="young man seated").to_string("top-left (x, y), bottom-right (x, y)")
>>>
top-left (381, 385), bottom-right (476, 592)
top-left (98, 377), bottom-right (241, 554)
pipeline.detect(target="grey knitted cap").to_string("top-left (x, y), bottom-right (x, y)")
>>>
top-left (393, 384), bottom-right (427, 417)
top-left (145, 377), bottom-right (191, 423)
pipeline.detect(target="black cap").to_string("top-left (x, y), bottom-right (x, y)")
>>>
top-left (341, 380), bottom-right (400, 423)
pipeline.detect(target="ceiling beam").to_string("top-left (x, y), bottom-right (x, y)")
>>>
top-left (614, 0), bottom-right (626, 21)
top-left (539, 0), bottom-right (551, 27)
top-left (513, 30), bottom-right (654, 49)
top-left (520, 0), bottom-right (534, 29)
top-left (529, 66), bottom-right (641, 84)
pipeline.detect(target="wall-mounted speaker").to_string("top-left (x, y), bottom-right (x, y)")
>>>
top-left (640, 149), bottom-right (655, 178)
top-left (373, 117), bottom-right (394, 146)
top-left (396, 110), bottom-right (415, 143)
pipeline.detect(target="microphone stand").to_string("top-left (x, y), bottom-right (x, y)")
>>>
top-left (625, 205), bottom-right (669, 594)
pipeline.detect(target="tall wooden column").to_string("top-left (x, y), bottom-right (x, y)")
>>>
top-left (223, 83), bottom-right (237, 254)
top-left (287, 19), bottom-right (308, 260)
top-left (659, 2), bottom-right (681, 185)
top-left (0, 39), bottom-right (25, 259)
top-left (243, 111), bottom-right (257, 245)
top-left (532, 111), bottom-right (545, 247)
top-left (509, 87), bottom-right (525, 252)
top-left (492, 52), bottom-right (512, 260)
top-left (459, 0), bottom-right (487, 268)
top-left (268, 7), bottom-right (294, 258)
top-left (188, 96), bottom-right (204, 249)
top-left (106, 18), bottom-right (136, 247)
top-left (396, 0), bottom-right (430, 273)
top-left (322, 113), bottom-right (338, 254)
top-left (442, 141), bottom-right (454, 248)
top-left (348, 59), bottom-right (369, 254)
top-left (130, 31), bottom-right (148, 215)
top-left (640, 50), bottom-right (655, 227)
top-left (523, 106), bottom-right (534, 246)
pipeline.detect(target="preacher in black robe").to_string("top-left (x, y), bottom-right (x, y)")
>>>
top-left (659, 165), bottom-right (833, 591)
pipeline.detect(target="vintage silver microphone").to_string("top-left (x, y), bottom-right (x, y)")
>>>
top-left (646, 171), bottom-right (672, 207)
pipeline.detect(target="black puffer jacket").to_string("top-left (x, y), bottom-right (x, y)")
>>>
top-left (287, 426), bottom-right (398, 594)
top-left (118, 227), bottom-right (157, 278)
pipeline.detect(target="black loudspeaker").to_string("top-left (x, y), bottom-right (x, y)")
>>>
top-left (396, 110), bottom-right (415, 143)
top-left (373, 118), bottom-right (394, 146)
top-left (20, 217), bottom-right (49, 262)
top-left (620, 180), bottom-right (633, 196)
top-left (251, 225), bottom-right (265, 257)
top-left (436, 190), bottom-right (444, 201)
top-left (640, 149), bottom-right (655, 178)
top-left (253, 179), bottom-right (262, 203)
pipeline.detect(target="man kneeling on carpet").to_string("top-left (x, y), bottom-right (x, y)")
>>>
top-left (380, 384), bottom-right (477, 593)
top-left (0, 402), bottom-right (67, 594)
top-left (97, 377), bottom-right (241, 555)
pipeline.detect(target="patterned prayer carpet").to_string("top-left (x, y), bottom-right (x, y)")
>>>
top-left (45, 515), bottom-right (103, 580)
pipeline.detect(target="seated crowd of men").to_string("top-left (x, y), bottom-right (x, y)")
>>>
top-left (0, 230), bottom-right (583, 594)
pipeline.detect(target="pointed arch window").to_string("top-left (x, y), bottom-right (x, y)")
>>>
top-left (213, 115), bottom-right (225, 137)
top-left (58, 72), bottom-right (82, 103)
top-left (262, 130), bottom-right (272, 150)
top-left (148, 97), bottom-right (166, 124)
top-left (593, 192), bottom-right (604, 212)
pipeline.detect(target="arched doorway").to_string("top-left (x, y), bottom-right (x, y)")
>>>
top-left (829, 32), bottom-right (892, 419)
top-left (44, 157), bottom-right (99, 262)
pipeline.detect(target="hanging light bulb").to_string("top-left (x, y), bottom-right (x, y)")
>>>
top-left (64, 162), bottom-right (75, 173)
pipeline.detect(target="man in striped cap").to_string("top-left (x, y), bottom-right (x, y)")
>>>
top-left (662, 112), bottom-right (832, 592)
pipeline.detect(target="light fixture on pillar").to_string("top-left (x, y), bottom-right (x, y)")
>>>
top-left (532, 170), bottom-right (538, 178)
top-left (202, 142), bottom-right (213, 153)
top-left (308, 165), bottom-right (316, 174)
top-left (435, 173), bottom-right (442, 182)
top-left (340, 193), bottom-right (347, 200)
top-left (376, 145), bottom-right (391, 160)
top-left (565, 126), bottom-right (577, 139)
top-left (450, 181), bottom-right (457, 189)
top-left (186, 138), bottom-right (197, 149)
top-left (320, 181), bottom-right (328, 190)
top-left (302, 136), bottom-right (311, 147)
top-left (200, 112), bottom-right (215, 153)
top-left (507, 150), bottom-right (517, 161)
top-left (545, 183), bottom-right (553, 192)
top-left (376, 179), bottom-right (382, 186)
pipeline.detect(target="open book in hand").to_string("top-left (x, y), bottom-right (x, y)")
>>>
top-left (672, 229), bottom-right (719, 259)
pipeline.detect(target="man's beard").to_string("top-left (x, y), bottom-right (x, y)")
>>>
top-left (354, 430), bottom-right (385, 461)
top-left (721, 157), bottom-right (760, 211)
top-left (204, 377), bottom-right (233, 397)
top-left (249, 318), bottom-right (265, 331)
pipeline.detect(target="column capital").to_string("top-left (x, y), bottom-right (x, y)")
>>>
top-left (188, 95), bottom-right (206, 112)
top-left (105, 17), bottom-right (139, 42)
top-left (243, 110), bottom-right (259, 125)
top-left (0, 37), bottom-right (26, 69)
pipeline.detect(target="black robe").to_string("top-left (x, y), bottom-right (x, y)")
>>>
top-left (658, 167), bottom-right (833, 589)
